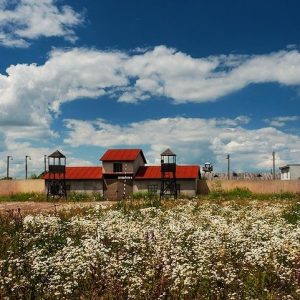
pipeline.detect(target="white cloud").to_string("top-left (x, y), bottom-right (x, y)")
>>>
top-left (264, 116), bottom-right (300, 127)
top-left (64, 116), bottom-right (300, 172)
top-left (1, 46), bottom-right (300, 137)
top-left (0, 48), bottom-right (127, 139)
top-left (0, 139), bottom-right (94, 179)
top-left (0, 0), bottom-right (83, 47)
top-left (121, 47), bottom-right (300, 103)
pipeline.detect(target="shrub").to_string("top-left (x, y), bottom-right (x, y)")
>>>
top-left (282, 201), bottom-right (300, 224)
top-left (68, 192), bottom-right (91, 202)
top-left (209, 187), bottom-right (253, 200)
top-left (91, 192), bottom-right (104, 202)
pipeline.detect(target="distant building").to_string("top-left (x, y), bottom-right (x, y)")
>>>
top-left (279, 164), bottom-right (300, 180)
top-left (44, 149), bottom-right (200, 200)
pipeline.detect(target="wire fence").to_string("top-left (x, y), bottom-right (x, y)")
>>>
top-left (202, 172), bottom-right (281, 180)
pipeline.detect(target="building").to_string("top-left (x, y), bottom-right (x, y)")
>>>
top-left (279, 164), bottom-right (300, 180)
top-left (44, 148), bottom-right (201, 200)
top-left (101, 149), bottom-right (146, 200)
top-left (44, 166), bottom-right (103, 194)
top-left (134, 165), bottom-right (200, 197)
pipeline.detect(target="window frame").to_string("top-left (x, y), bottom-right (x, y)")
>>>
top-left (148, 184), bottom-right (158, 194)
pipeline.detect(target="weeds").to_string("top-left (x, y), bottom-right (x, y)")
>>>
top-left (0, 192), bottom-right (46, 202)
top-left (203, 187), bottom-right (300, 202)
top-left (115, 192), bottom-right (162, 211)
top-left (1, 200), bottom-right (300, 299)
top-left (0, 191), bottom-right (106, 203)
top-left (282, 201), bottom-right (300, 224)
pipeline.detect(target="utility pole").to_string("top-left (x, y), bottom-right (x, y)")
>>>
top-left (272, 151), bottom-right (276, 180)
top-left (7, 156), bottom-right (13, 179)
top-left (25, 155), bottom-right (31, 179)
top-left (44, 155), bottom-right (47, 173)
top-left (226, 154), bottom-right (230, 180)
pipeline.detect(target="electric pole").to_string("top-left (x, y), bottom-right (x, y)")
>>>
top-left (226, 154), bottom-right (230, 180)
top-left (25, 155), bottom-right (31, 179)
top-left (272, 151), bottom-right (276, 180)
top-left (44, 155), bottom-right (47, 173)
top-left (7, 156), bottom-right (13, 179)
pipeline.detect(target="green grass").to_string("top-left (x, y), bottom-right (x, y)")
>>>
top-left (202, 187), bottom-right (300, 202)
top-left (0, 192), bottom-right (46, 202)
top-left (68, 191), bottom-right (105, 202)
top-left (208, 187), bottom-right (253, 199)
top-left (0, 189), bottom-right (299, 204)
top-left (0, 192), bottom-right (105, 202)
top-left (115, 192), bottom-right (162, 211)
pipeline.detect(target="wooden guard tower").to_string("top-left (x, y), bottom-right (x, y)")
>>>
top-left (46, 150), bottom-right (67, 199)
top-left (160, 148), bottom-right (177, 199)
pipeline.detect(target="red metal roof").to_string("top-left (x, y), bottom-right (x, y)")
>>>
top-left (44, 166), bottom-right (102, 180)
top-left (100, 149), bottom-right (147, 163)
top-left (134, 165), bottom-right (200, 180)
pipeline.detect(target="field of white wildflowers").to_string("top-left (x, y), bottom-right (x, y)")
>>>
top-left (1, 199), bottom-right (300, 299)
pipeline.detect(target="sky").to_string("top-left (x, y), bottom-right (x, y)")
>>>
top-left (0, 0), bottom-right (300, 178)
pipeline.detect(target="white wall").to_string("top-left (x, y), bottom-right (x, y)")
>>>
top-left (281, 171), bottom-right (290, 180)
top-left (290, 166), bottom-right (300, 180)
top-left (133, 179), bottom-right (197, 197)
top-left (66, 180), bottom-right (103, 194)
top-left (102, 153), bottom-right (145, 174)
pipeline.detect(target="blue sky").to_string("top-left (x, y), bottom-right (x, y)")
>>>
top-left (0, 0), bottom-right (300, 178)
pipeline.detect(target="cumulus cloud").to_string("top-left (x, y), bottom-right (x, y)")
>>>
top-left (0, 131), bottom-right (6, 152)
top-left (0, 139), bottom-right (94, 179)
top-left (63, 116), bottom-right (300, 172)
top-left (0, 48), bottom-right (127, 138)
top-left (121, 47), bottom-right (300, 103)
top-left (0, 0), bottom-right (83, 47)
top-left (1, 46), bottom-right (300, 159)
top-left (264, 116), bottom-right (300, 127)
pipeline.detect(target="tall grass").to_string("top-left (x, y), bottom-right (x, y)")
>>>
top-left (0, 192), bottom-right (105, 202)
top-left (204, 187), bottom-right (299, 202)
top-left (0, 192), bottom-right (46, 202)
top-left (1, 199), bottom-right (300, 299)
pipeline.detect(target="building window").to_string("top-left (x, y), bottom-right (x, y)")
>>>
top-left (113, 163), bottom-right (122, 172)
top-left (148, 184), bottom-right (158, 194)
top-left (66, 184), bottom-right (71, 191)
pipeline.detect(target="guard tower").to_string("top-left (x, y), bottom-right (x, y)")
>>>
top-left (202, 162), bottom-right (213, 174)
top-left (160, 148), bottom-right (177, 199)
top-left (46, 150), bottom-right (67, 199)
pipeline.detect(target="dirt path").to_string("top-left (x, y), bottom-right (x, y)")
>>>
top-left (0, 201), bottom-right (115, 214)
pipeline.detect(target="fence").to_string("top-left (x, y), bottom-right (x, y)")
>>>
top-left (198, 179), bottom-right (300, 194)
top-left (202, 172), bottom-right (281, 180)
top-left (0, 179), bottom-right (45, 195)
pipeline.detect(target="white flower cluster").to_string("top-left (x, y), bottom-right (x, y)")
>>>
top-left (1, 201), bottom-right (300, 299)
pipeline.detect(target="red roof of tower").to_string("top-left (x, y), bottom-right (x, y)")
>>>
top-left (100, 149), bottom-right (147, 163)
top-left (44, 166), bottom-right (102, 180)
top-left (134, 165), bottom-right (200, 180)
